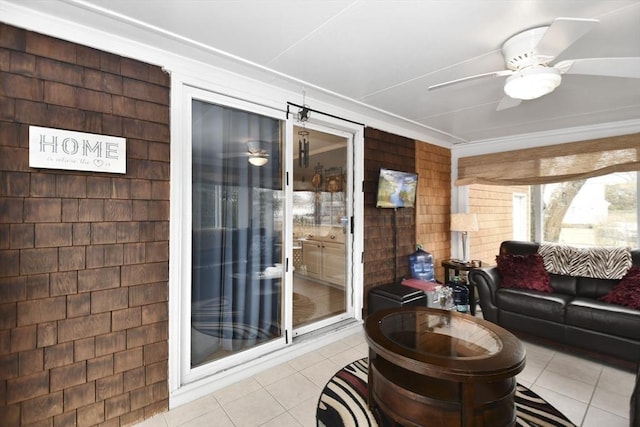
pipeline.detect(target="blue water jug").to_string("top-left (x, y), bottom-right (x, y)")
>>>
top-left (409, 245), bottom-right (435, 282)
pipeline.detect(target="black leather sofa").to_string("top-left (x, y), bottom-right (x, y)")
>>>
top-left (632, 362), bottom-right (640, 426)
top-left (469, 240), bottom-right (640, 362)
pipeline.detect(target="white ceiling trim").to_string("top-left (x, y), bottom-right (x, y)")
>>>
top-left (452, 118), bottom-right (640, 158)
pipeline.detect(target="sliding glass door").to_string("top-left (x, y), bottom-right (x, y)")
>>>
top-left (176, 87), bottom-right (362, 385)
top-left (190, 98), bottom-right (284, 367)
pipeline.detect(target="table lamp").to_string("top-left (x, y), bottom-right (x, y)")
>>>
top-left (450, 213), bottom-right (479, 262)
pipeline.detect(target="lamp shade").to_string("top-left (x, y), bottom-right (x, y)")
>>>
top-left (450, 213), bottom-right (479, 232)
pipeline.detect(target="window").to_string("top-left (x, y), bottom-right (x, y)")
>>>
top-left (538, 172), bottom-right (637, 246)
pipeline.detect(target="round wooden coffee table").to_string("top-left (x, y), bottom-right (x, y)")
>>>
top-left (365, 307), bottom-right (526, 427)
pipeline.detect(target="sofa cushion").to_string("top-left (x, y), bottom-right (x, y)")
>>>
top-left (496, 253), bottom-right (553, 292)
top-left (598, 266), bottom-right (640, 309)
top-left (496, 288), bottom-right (569, 323)
top-left (566, 297), bottom-right (640, 341)
top-left (548, 274), bottom-right (578, 296)
top-left (575, 276), bottom-right (621, 299)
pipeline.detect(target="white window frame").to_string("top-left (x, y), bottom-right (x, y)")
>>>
top-left (512, 192), bottom-right (528, 241)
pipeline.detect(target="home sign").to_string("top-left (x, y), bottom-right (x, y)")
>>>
top-left (29, 126), bottom-right (126, 174)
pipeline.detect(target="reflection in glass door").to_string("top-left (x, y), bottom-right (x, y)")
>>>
top-left (191, 99), bottom-right (284, 367)
top-left (292, 126), bottom-right (350, 333)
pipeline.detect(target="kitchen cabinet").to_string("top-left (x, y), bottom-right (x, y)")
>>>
top-left (302, 240), bottom-right (323, 277)
top-left (301, 236), bottom-right (345, 288)
top-left (321, 241), bottom-right (345, 286)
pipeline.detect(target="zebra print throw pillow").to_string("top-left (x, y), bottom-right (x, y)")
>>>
top-left (537, 243), bottom-right (632, 280)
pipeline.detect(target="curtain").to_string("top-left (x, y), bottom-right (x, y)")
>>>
top-left (456, 133), bottom-right (640, 186)
top-left (191, 100), bottom-right (282, 366)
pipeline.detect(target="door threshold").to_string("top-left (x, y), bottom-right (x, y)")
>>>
top-left (292, 318), bottom-right (362, 344)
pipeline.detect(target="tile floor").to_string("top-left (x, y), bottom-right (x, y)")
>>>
top-left (137, 324), bottom-right (636, 427)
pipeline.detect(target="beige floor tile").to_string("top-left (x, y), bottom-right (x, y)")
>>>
top-left (288, 349), bottom-right (327, 371)
top-left (530, 384), bottom-right (588, 426)
top-left (599, 364), bottom-right (636, 395)
top-left (535, 370), bottom-right (596, 403)
top-left (517, 377), bottom-right (533, 389)
top-left (328, 347), bottom-right (365, 369)
top-left (180, 406), bottom-right (235, 427)
top-left (258, 411), bottom-right (303, 427)
top-left (164, 394), bottom-right (220, 426)
top-left (134, 413), bottom-right (169, 427)
top-left (337, 330), bottom-right (366, 348)
top-left (353, 342), bottom-right (369, 358)
top-left (522, 340), bottom-right (556, 364)
top-left (265, 372), bottom-right (321, 410)
top-left (288, 395), bottom-right (321, 427)
top-left (300, 358), bottom-right (342, 388)
top-left (222, 388), bottom-right (286, 427)
top-left (254, 362), bottom-right (298, 387)
top-left (133, 326), bottom-right (638, 427)
top-left (213, 376), bottom-right (263, 405)
top-left (517, 358), bottom-right (546, 384)
top-left (581, 405), bottom-right (629, 427)
top-left (591, 385), bottom-right (631, 418)
top-left (545, 352), bottom-right (603, 385)
top-left (316, 340), bottom-right (352, 359)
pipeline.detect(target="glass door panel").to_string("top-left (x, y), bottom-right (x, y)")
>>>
top-left (191, 99), bottom-right (284, 367)
top-left (292, 126), bottom-right (350, 331)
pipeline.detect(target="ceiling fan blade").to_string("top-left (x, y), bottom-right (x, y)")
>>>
top-left (534, 18), bottom-right (599, 62)
top-left (428, 70), bottom-right (512, 91)
top-left (555, 57), bottom-right (640, 78)
top-left (496, 96), bottom-right (522, 111)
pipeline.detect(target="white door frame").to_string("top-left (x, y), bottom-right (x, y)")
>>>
top-left (168, 79), bottom-right (364, 407)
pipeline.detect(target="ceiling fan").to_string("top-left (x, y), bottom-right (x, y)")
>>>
top-left (219, 141), bottom-right (270, 166)
top-left (428, 17), bottom-right (640, 110)
top-left (247, 147), bottom-right (269, 166)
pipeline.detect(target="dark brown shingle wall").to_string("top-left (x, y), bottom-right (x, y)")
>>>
top-left (363, 127), bottom-right (416, 297)
top-left (0, 23), bottom-right (170, 426)
top-left (363, 128), bottom-right (451, 314)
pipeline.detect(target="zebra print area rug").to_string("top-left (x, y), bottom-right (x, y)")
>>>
top-left (316, 358), bottom-right (576, 427)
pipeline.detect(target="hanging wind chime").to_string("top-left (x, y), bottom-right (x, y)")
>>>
top-left (297, 92), bottom-right (311, 168)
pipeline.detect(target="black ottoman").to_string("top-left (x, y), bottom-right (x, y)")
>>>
top-left (368, 283), bottom-right (426, 315)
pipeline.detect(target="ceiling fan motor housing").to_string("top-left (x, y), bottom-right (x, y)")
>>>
top-left (501, 26), bottom-right (563, 100)
top-left (502, 26), bottom-right (550, 70)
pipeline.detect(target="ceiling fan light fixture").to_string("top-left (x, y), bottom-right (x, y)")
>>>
top-left (248, 153), bottom-right (268, 166)
top-left (504, 67), bottom-right (562, 100)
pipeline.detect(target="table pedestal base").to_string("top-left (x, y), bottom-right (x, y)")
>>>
top-left (369, 357), bottom-right (517, 427)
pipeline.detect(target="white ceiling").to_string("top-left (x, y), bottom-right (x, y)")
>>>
top-left (3, 0), bottom-right (640, 146)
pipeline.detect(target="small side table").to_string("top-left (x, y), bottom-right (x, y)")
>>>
top-left (441, 260), bottom-right (481, 316)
